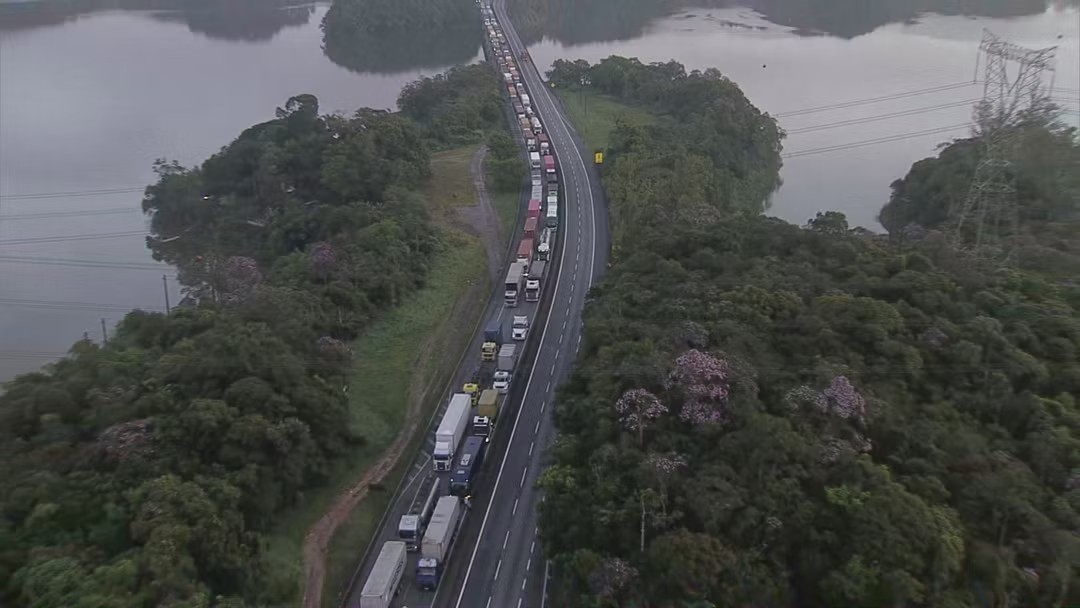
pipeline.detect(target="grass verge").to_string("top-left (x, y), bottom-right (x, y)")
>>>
top-left (491, 188), bottom-right (520, 240)
top-left (261, 145), bottom-right (491, 607)
top-left (554, 89), bottom-right (655, 152)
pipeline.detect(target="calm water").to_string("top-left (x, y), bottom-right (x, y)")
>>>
top-left (516, 0), bottom-right (1079, 228)
top-left (0, 1), bottom-right (482, 380)
top-left (0, 0), bottom-right (1077, 380)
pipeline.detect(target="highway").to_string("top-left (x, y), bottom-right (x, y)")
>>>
top-left (439, 0), bottom-right (609, 606)
top-left (340, 0), bottom-right (608, 605)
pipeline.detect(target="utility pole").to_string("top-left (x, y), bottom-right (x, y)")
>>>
top-left (101, 318), bottom-right (108, 345)
top-left (162, 274), bottom-right (171, 313)
top-left (952, 29), bottom-right (1056, 262)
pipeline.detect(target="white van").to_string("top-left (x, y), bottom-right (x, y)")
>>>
top-left (546, 203), bottom-right (558, 230)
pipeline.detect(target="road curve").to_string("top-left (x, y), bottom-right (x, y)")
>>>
top-left (439, 1), bottom-right (610, 606)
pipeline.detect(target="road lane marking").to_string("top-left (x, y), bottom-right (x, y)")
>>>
top-left (529, 441), bottom-right (535, 456)
top-left (513, 498), bottom-right (519, 515)
top-left (503, 530), bottom-right (510, 550)
top-left (527, 559), bottom-right (532, 571)
top-left (522, 579), bottom-right (528, 591)
top-left (534, 419), bottom-right (541, 434)
top-left (518, 598), bottom-right (523, 608)
top-left (520, 466), bottom-right (528, 487)
top-left (487, 597), bottom-right (493, 608)
top-left (530, 540), bottom-right (535, 554)
top-left (495, 559), bottom-right (502, 581)
top-left (540, 400), bottom-right (546, 413)
top-left (550, 363), bottom-right (557, 375)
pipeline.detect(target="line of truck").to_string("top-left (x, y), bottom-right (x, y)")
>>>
top-left (355, 3), bottom-right (562, 606)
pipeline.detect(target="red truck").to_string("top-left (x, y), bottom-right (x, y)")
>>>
top-left (527, 199), bottom-right (541, 221)
top-left (517, 238), bottom-right (534, 267)
top-left (537, 132), bottom-right (550, 155)
top-left (543, 155), bottom-right (555, 175)
top-left (523, 216), bottom-right (538, 240)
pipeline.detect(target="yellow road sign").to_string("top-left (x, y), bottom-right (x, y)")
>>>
top-left (594, 151), bottom-right (604, 164)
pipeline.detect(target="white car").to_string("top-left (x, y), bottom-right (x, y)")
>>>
top-left (493, 370), bottom-right (511, 394)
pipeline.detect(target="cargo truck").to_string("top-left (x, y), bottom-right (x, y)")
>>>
top-left (531, 116), bottom-right (542, 133)
top-left (473, 389), bottom-right (499, 438)
top-left (531, 172), bottom-right (542, 188)
top-left (517, 238), bottom-right (534, 269)
top-left (523, 216), bottom-right (537, 240)
top-left (493, 344), bottom-right (517, 394)
top-left (525, 261), bottom-right (546, 302)
top-left (481, 320), bottom-right (501, 361)
top-left (512, 315), bottom-right (529, 341)
top-left (546, 192), bottom-right (557, 209)
top-left (538, 132), bottom-right (550, 155)
top-left (504, 261), bottom-right (526, 306)
top-left (359, 541), bottom-right (407, 608)
top-left (526, 134), bottom-right (537, 151)
top-left (397, 474), bottom-right (441, 551)
top-left (547, 203), bottom-right (559, 230)
top-left (527, 199), bottom-right (541, 221)
top-left (529, 151), bottom-right (541, 169)
top-left (544, 155), bottom-right (556, 176)
top-left (433, 394), bottom-right (471, 471)
top-left (449, 436), bottom-right (487, 497)
top-left (416, 496), bottom-right (464, 590)
top-left (521, 93), bottom-right (531, 107)
top-left (531, 185), bottom-right (543, 201)
top-left (507, 85), bottom-right (517, 97)
top-left (537, 227), bottom-right (552, 261)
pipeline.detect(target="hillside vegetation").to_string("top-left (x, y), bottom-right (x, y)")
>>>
top-left (548, 57), bottom-right (783, 253)
top-left (540, 58), bottom-right (1079, 607)
top-left (0, 64), bottom-right (503, 608)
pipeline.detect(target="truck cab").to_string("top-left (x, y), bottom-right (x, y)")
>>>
top-left (512, 315), bottom-right (529, 340)
top-left (481, 320), bottom-right (501, 361)
top-left (493, 370), bottom-right (511, 394)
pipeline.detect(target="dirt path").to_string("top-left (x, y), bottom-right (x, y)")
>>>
top-left (300, 144), bottom-right (504, 608)
top-left (457, 145), bottom-right (505, 282)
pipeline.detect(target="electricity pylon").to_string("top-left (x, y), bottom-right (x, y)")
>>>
top-left (951, 29), bottom-right (1056, 260)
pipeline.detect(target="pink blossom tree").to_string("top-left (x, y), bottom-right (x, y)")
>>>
top-left (615, 388), bottom-right (668, 447)
top-left (668, 349), bottom-right (731, 426)
top-left (309, 242), bottom-right (338, 278)
top-left (218, 255), bottom-right (262, 304)
top-left (814, 375), bottom-right (867, 423)
top-left (588, 557), bottom-right (637, 599)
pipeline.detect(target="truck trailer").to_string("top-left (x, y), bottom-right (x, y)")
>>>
top-left (537, 227), bottom-right (552, 261)
top-left (523, 216), bottom-right (538, 240)
top-left (494, 344), bottom-right (518, 394)
top-left (359, 541), bottom-right (407, 608)
top-left (433, 394), bottom-right (471, 471)
top-left (481, 320), bottom-right (502, 361)
top-left (449, 436), bottom-right (487, 497)
top-left (529, 151), bottom-right (541, 169)
top-left (517, 238), bottom-right (534, 269)
top-left (546, 203), bottom-right (559, 230)
top-left (504, 261), bottom-right (526, 306)
top-left (397, 474), bottom-right (441, 551)
top-left (525, 261), bottom-right (546, 302)
top-left (544, 155), bottom-right (555, 176)
top-left (416, 496), bottom-right (464, 590)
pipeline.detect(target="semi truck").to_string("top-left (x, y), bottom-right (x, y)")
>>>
top-left (397, 473), bottom-right (441, 551)
top-left (544, 155), bottom-right (556, 177)
top-left (416, 496), bottom-right (464, 590)
top-left (546, 203), bottom-right (559, 230)
top-left (359, 541), bottom-right (407, 608)
top-left (546, 192), bottom-right (558, 209)
top-left (525, 261), bottom-right (546, 302)
top-left (449, 436), bottom-right (487, 497)
top-left (504, 261), bottom-right (526, 306)
top-left (473, 389), bottom-right (500, 438)
top-left (537, 227), bottom-right (552, 261)
top-left (531, 116), bottom-right (542, 133)
top-left (531, 185), bottom-right (543, 201)
top-left (481, 320), bottom-right (501, 361)
top-left (512, 314), bottom-right (529, 341)
top-left (529, 151), bottom-right (541, 169)
top-left (517, 238), bottom-right (534, 269)
top-left (493, 344), bottom-right (517, 394)
top-left (521, 93), bottom-right (531, 108)
top-left (433, 394), bottom-right (471, 471)
top-left (538, 132), bottom-right (550, 154)
top-left (523, 216), bottom-right (538, 240)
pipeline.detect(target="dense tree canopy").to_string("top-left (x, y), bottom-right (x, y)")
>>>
top-left (540, 60), bottom-right (1079, 607)
top-left (548, 57), bottom-right (783, 253)
top-left (1, 64), bottom-right (505, 607)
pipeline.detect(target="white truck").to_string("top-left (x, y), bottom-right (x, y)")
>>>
top-left (537, 227), bottom-right (552, 261)
top-left (504, 261), bottom-right (526, 306)
top-left (433, 394), bottom-right (471, 471)
top-left (494, 344), bottom-right (518, 394)
top-left (397, 473), bottom-right (441, 551)
top-left (512, 315), bottom-right (529, 341)
top-left (416, 496), bottom-right (464, 590)
top-left (529, 151), bottom-right (541, 169)
top-left (359, 541), bottom-right (407, 608)
top-left (525, 261), bottom-right (546, 302)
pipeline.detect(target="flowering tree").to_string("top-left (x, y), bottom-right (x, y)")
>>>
top-left (615, 388), bottom-right (667, 447)
top-left (668, 349), bottom-right (731, 426)
top-left (309, 242), bottom-right (338, 277)
top-left (642, 452), bottom-right (687, 540)
top-left (218, 256), bottom-right (262, 304)
top-left (588, 557), bottom-right (637, 599)
top-left (315, 336), bottom-right (351, 365)
top-left (814, 375), bottom-right (868, 423)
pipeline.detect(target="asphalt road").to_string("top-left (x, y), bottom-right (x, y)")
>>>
top-left (341, 1), bottom-right (608, 605)
top-left (438, 1), bottom-right (610, 607)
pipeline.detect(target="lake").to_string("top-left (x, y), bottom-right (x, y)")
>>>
top-left (1, 0), bottom-right (1077, 380)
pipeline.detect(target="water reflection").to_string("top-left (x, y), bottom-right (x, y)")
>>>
top-left (506, 0), bottom-right (1062, 45)
top-left (0, 0), bottom-right (315, 42)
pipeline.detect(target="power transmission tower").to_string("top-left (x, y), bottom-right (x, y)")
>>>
top-left (951, 29), bottom-right (1056, 261)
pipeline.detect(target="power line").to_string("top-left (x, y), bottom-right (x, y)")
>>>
top-left (775, 81), bottom-right (977, 118)
top-left (0, 297), bottom-right (164, 313)
top-left (0, 230), bottom-right (148, 246)
top-left (0, 207), bottom-right (141, 222)
top-left (785, 99), bottom-right (979, 135)
top-left (782, 123), bottom-right (972, 158)
top-left (0, 186), bottom-right (145, 201)
top-left (0, 254), bottom-right (175, 272)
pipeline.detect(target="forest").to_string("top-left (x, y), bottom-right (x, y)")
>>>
top-left (0, 64), bottom-right (502, 608)
top-left (540, 58), bottom-right (1079, 607)
top-left (548, 56), bottom-right (784, 255)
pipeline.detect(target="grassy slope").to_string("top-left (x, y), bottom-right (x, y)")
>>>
top-left (263, 145), bottom-right (492, 607)
top-left (554, 88), bottom-right (655, 153)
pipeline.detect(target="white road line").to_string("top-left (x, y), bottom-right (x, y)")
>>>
top-left (520, 466), bottom-right (528, 487)
top-left (550, 363), bottom-right (556, 375)
top-left (517, 597), bottom-right (524, 608)
top-left (558, 333), bottom-right (563, 344)
top-left (495, 559), bottom-right (502, 581)
top-left (522, 579), bottom-right (527, 591)
top-left (529, 441), bottom-right (535, 456)
top-left (545, 380), bottom-right (550, 392)
top-left (534, 420), bottom-right (541, 434)
top-left (503, 530), bottom-right (510, 550)
top-left (530, 540), bottom-right (536, 554)
top-left (526, 559), bottom-right (532, 571)
top-left (540, 401), bottom-right (546, 413)
top-left (487, 597), bottom-right (493, 608)
top-left (512, 498), bottom-right (519, 515)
